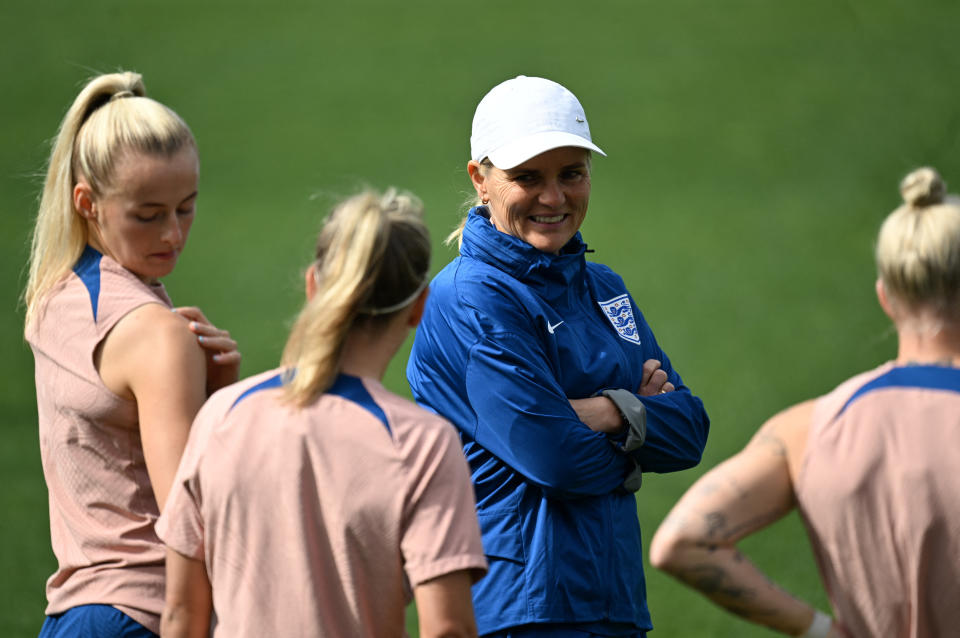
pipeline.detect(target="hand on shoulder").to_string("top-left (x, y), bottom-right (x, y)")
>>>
top-left (174, 305), bottom-right (241, 395)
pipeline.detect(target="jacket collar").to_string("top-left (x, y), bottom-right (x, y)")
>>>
top-left (460, 206), bottom-right (588, 292)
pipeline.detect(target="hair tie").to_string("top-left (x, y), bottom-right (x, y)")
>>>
top-left (110, 90), bottom-right (136, 102)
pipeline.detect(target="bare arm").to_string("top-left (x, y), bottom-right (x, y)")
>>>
top-left (649, 401), bottom-right (842, 636)
top-left (414, 570), bottom-right (478, 638)
top-left (162, 548), bottom-right (212, 638)
top-left (98, 304), bottom-right (208, 510)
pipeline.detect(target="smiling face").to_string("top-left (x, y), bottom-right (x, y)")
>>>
top-left (75, 146), bottom-right (199, 283)
top-left (469, 146), bottom-right (591, 254)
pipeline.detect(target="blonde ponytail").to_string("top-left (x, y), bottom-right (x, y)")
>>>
top-left (282, 189), bottom-right (430, 406)
top-left (23, 71), bottom-right (195, 330)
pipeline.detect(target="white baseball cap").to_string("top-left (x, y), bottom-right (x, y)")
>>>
top-left (470, 75), bottom-right (606, 170)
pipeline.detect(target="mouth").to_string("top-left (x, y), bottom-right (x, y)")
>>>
top-left (530, 213), bottom-right (567, 224)
top-left (152, 249), bottom-right (180, 261)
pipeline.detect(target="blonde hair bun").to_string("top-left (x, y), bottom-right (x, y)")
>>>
top-left (900, 167), bottom-right (946, 208)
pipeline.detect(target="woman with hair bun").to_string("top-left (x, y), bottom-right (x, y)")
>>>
top-left (650, 167), bottom-right (960, 637)
top-left (25, 72), bottom-right (240, 637)
top-left (157, 189), bottom-right (487, 638)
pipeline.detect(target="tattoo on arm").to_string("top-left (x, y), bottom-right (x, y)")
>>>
top-left (751, 431), bottom-right (787, 457)
top-left (705, 512), bottom-right (726, 539)
top-left (699, 505), bottom-right (791, 542)
top-left (694, 473), bottom-right (747, 499)
top-left (675, 562), bottom-right (785, 624)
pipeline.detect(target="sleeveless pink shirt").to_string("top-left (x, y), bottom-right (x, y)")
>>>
top-left (796, 362), bottom-right (960, 638)
top-left (27, 247), bottom-right (173, 633)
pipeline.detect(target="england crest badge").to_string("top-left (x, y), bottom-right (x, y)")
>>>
top-left (598, 294), bottom-right (641, 345)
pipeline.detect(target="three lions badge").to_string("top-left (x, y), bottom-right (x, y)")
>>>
top-left (598, 294), bottom-right (641, 344)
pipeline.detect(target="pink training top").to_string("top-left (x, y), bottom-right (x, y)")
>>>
top-left (157, 369), bottom-right (487, 638)
top-left (26, 247), bottom-right (173, 633)
top-left (796, 362), bottom-right (960, 638)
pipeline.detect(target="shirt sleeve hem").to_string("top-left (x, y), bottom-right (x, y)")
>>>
top-left (405, 553), bottom-right (489, 587)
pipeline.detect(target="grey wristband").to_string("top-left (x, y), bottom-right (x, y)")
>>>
top-left (622, 459), bottom-right (643, 492)
top-left (601, 388), bottom-right (647, 452)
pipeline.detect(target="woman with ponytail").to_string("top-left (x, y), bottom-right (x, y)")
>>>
top-left (25, 72), bottom-right (239, 638)
top-left (651, 167), bottom-right (960, 638)
top-left (157, 189), bottom-right (486, 638)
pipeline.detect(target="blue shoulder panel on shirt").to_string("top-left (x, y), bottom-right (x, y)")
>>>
top-left (839, 365), bottom-right (960, 416)
top-left (231, 372), bottom-right (285, 410)
top-left (73, 245), bottom-right (103, 321)
top-left (328, 374), bottom-right (391, 434)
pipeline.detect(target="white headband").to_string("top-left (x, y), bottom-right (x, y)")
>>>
top-left (359, 276), bottom-right (430, 316)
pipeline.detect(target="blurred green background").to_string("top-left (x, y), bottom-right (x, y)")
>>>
top-left (2, 1), bottom-right (958, 636)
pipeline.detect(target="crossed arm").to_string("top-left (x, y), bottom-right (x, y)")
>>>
top-left (648, 401), bottom-right (846, 637)
top-left (569, 358), bottom-right (675, 433)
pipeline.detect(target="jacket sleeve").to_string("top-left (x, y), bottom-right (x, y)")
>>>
top-left (465, 328), bottom-right (632, 498)
top-left (628, 320), bottom-right (710, 473)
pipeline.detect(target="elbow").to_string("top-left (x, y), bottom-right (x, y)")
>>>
top-left (651, 446), bottom-right (704, 474)
top-left (648, 522), bottom-right (694, 577)
top-left (161, 598), bottom-right (209, 638)
top-left (159, 606), bottom-right (190, 638)
top-left (681, 445), bottom-right (705, 470)
top-left (665, 418), bottom-right (710, 472)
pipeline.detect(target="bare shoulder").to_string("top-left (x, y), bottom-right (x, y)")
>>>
top-left (99, 302), bottom-right (204, 398)
top-left (748, 400), bottom-right (815, 479)
top-left (109, 302), bottom-right (200, 353)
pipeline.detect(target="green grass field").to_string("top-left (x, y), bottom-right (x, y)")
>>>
top-left (2, 1), bottom-right (959, 636)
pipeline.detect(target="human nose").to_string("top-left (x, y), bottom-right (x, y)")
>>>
top-left (539, 179), bottom-right (566, 207)
top-left (161, 214), bottom-right (184, 245)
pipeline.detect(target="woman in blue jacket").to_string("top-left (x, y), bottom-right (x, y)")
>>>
top-left (407, 75), bottom-right (710, 637)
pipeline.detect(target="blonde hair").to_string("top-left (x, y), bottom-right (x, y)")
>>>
top-left (876, 167), bottom-right (960, 320)
top-left (445, 159), bottom-right (492, 249)
top-left (282, 189), bottom-right (431, 406)
top-left (23, 71), bottom-right (196, 330)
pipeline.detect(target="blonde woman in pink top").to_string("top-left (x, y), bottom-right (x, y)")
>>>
top-left (650, 167), bottom-right (960, 638)
top-left (24, 72), bottom-right (240, 638)
top-left (157, 189), bottom-right (487, 638)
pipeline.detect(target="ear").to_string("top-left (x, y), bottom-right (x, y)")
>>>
top-left (467, 160), bottom-right (487, 203)
top-left (876, 278), bottom-right (897, 321)
top-left (305, 263), bottom-right (318, 301)
top-left (406, 287), bottom-right (430, 328)
top-left (73, 182), bottom-right (97, 220)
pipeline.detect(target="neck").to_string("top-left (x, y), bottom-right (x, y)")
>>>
top-left (338, 318), bottom-right (408, 381)
top-left (895, 318), bottom-right (960, 366)
top-left (86, 233), bottom-right (159, 286)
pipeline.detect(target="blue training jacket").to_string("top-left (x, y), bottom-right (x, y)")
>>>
top-left (407, 208), bottom-right (710, 635)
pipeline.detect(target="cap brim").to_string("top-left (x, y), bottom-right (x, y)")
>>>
top-left (485, 131), bottom-right (606, 169)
